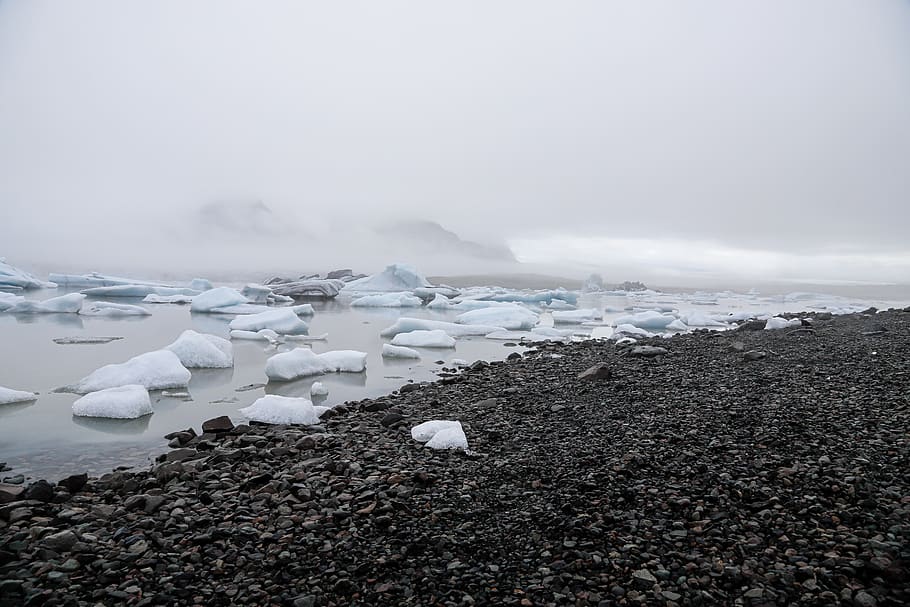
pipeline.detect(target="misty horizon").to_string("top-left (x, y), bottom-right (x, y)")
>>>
top-left (1, 1), bottom-right (909, 285)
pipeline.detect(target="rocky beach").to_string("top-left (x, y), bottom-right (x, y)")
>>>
top-left (1, 308), bottom-right (907, 606)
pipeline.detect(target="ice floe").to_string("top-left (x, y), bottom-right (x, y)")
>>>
top-left (239, 395), bottom-right (321, 425)
top-left (228, 308), bottom-right (309, 335)
top-left (0, 259), bottom-right (55, 290)
top-left (351, 292), bottom-right (423, 307)
top-left (456, 306), bottom-right (538, 330)
top-left (81, 285), bottom-right (200, 298)
top-left (5, 293), bottom-right (86, 314)
top-left (551, 308), bottom-right (603, 324)
top-left (612, 310), bottom-right (678, 330)
top-left (143, 294), bottom-right (195, 304)
top-left (342, 263), bottom-right (431, 292)
top-left (391, 330), bottom-right (456, 348)
top-left (479, 289), bottom-right (577, 305)
top-left (79, 301), bottom-right (151, 316)
top-left (380, 318), bottom-right (503, 338)
top-left (67, 350), bottom-right (191, 393)
top-left (48, 272), bottom-right (171, 289)
top-left (0, 386), bottom-right (39, 405)
top-left (265, 348), bottom-right (367, 381)
top-left (71, 385), bottom-right (152, 419)
top-left (190, 287), bottom-right (249, 313)
top-left (166, 330), bottom-right (233, 368)
top-left (381, 344), bottom-right (422, 359)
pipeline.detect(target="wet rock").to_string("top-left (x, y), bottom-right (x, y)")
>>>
top-left (0, 484), bottom-right (25, 504)
top-left (577, 363), bottom-right (612, 381)
top-left (629, 346), bottom-right (668, 358)
top-left (380, 413), bottom-right (405, 427)
top-left (202, 415), bottom-right (235, 433)
top-left (24, 480), bottom-right (55, 503)
top-left (57, 473), bottom-right (88, 493)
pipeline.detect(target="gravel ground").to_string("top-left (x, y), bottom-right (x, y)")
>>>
top-left (1, 308), bottom-right (908, 606)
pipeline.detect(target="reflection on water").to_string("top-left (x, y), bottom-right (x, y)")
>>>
top-left (266, 371), bottom-right (369, 398)
top-left (0, 399), bottom-right (37, 418)
top-left (188, 367), bottom-right (235, 391)
top-left (71, 413), bottom-right (152, 435)
top-left (189, 312), bottom-right (233, 338)
top-left (14, 313), bottom-right (84, 329)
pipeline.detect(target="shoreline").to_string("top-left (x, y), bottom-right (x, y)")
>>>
top-left (1, 308), bottom-right (908, 605)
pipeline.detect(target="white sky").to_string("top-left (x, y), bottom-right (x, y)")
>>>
top-left (1, 0), bottom-right (908, 282)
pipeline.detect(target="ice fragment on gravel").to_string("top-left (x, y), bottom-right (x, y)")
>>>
top-left (239, 395), bottom-right (320, 425)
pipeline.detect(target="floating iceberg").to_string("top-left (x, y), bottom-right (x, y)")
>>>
top-left (411, 420), bottom-right (468, 450)
top-left (342, 263), bottom-right (431, 292)
top-left (166, 330), bottom-right (233, 368)
top-left (351, 292), bottom-right (423, 307)
top-left (71, 385), bottom-right (152, 419)
top-left (391, 329), bottom-right (456, 348)
top-left (765, 317), bottom-right (802, 330)
top-left (381, 343), bottom-right (422, 359)
top-left (479, 289), bottom-right (577, 305)
top-left (190, 278), bottom-right (213, 291)
top-left (67, 350), bottom-right (191, 393)
top-left (228, 308), bottom-right (309, 335)
top-left (0, 292), bottom-right (25, 312)
top-left (541, 300), bottom-right (576, 311)
top-left (380, 317), bottom-right (503, 338)
top-left (0, 259), bottom-right (55, 290)
top-left (485, 326), bottom-right (576, 342)
top-left (614, 324), bottom-right (656, 338)
top-left (230, 329), bottom-right (283, 343)
top-left (81, 285), bottom-right (200, 298)
top-left (612, 310), bottom-right (677, 330)
top-left (241, 284), bottom-right (294, 305)
top-left (143, 294), bottom-right (195, 304)
top-left (413, 286), bottom-right (460, 300)
top-left (0, 386), bottom-right (38, 405)
top-left (456, 306), bottom-right (539, 330)
top-left (6, 293), bottom-right (86, 314)
top-left (551, 308), bottom-right (603, 324)
top-left (666, 319), bottom-right (689, 332)
top-left (426, 293), bottom-right (452, 309)
top-left (190, 287), bottom-right (249, 313)
top-left (265, 348), bottom-right (367, 381)
top-left (267, 279), bottom-right (345, 299)
top-left (310, 381), bottom-right (328, 397)
top-left (79, 301), bottom-right (151, 316)
top-left (48, 272), bottom-right (170, 289)
top-left (239, 394), bottom-right (321, 425)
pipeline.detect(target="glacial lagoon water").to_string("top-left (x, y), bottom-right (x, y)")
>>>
top-left (1, 284), bottom-right (906, 482)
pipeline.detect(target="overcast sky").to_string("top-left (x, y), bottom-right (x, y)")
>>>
top-left (1, 0), bottom-right (909, 283)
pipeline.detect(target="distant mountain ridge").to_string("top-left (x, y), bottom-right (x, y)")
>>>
top-left (377, 220), bottom-right (517, 262)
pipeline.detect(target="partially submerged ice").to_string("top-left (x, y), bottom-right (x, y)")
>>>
top-left (0, 386), bottom-right (38, 405)
top-left (0, 259), bottom-right (55, 290)
top-left (765, 316), bottom-right (802, 330)
top-left (229, 308), bottom-right (310, 334)
top-left (5, 293), bottom-right (86, 314)
top-left (342, 263), bottom-right (431, 292)
top-left (71, 384), bottom-right (152, 419)
top-left (411, 420), bottom-right (468, 450)
top-left (79, 301), bottom-right (151, 316)
top-left (551, 308), bottom-right (603, 324)
top-left (67, 350), bottom-right (191, 393)
top-left (456, 306), bottom-right (538, 330)
top-left (81, 285), bottom-right (200, 298)
top-left (612, 310), bottom-right (678, 330)
top-left (381, 317), bottom-right (503, 338)
top-left (48, 272), bottom-right (171, 289)
top-left (391, 329), bottom-right (456, 348)
top-left (265, 348), bottom-right (367, 381)
top-left (239, 394), bottom-right (321, 425)
top-left (190, 287), bottom-right (250, 313)
top-left (351, 292), bottom-right (423, 307)
top-left (381, 344), bottom-right (421, 359)
top-left (166, 330), bottom-right (233, 368)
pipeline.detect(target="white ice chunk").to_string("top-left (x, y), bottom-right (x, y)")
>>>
top-left (678, 312), bottom-right (727, 327)
top-left (391, 330), bottom-right (456, 348)
top-left (480, 289), bottom-right (578, 305)
top-left (0, 292), bottom-right (25, 312)
top-left (81, 285), bottom-right (200, 298)
top-left (381, 343), bottom-right (422, 359)
top-left (351, 292), bottom-right (423, 307)
top-left (666, 319), bottom-right (689, 332)
top-left (143, 293), bottom-right (195, 304)
top-left (229, 308), bottom-right (309, 335)
top-left (190, 278), bottom-right (213, 291)
top-left (765, 317), bottom-right (802, 330)
top-left (239, 394), bottom-right (320, 425)
top-left (612, 310), bottom-right (677, 330)
top-left (342, 263), bottom-right (431, 292)
top-left (265, 348), bottom-right (367, 381)
top-left (456, 306), bottom-right (539, 330)
top-left (614, 324), bottom-right (656, 338)
top-left (0, 386), bottom-right (38, 405)
top-left (380, 317), bottom-right (503, 337)
top-left (411, 420), bottom-right (468, 450)
top-left (310, 381), bottom-right (328, 397)
top-left (0, 259), bottom-right (55, 289)
top-left (69, 350), bottom-right (191, 393)
top-left (450, 299), bottom-right (526, 311)
top-left (411, 420), bottom-right (463, 442)
top-left (8, 293), bottom-right (85, 314)
top-left (551, 308), bottom-right (603, 324)
top-left (190, 287), bottom-right (249, 313)
top-left (166, 330), bottom-right (233, 368)
top-left (426, 293), bottom-right (452, 309)
top-left (71, 384), bottom-right (152, 419)
top-left (230, 329), bottom-right (283, 343)
top-left (79, 301), bottom-right (151, 316)
top-left (451, 358), bottom-right (468, 367)
top-left (541, 300), bottom-right (577, 311)
top-left (48, 272), bottom-right (170, 288)
top-left (426, 426), bottom-right (469, 450)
